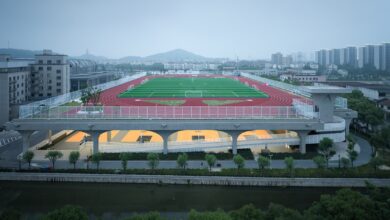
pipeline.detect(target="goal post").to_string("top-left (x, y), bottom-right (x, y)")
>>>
top-left (185, 90), bottom-right (203, 98)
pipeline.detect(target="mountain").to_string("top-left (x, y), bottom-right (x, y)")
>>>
top-left (0, 48), bottom-right (41, 58)
top-left (117, 55), bottom-right (143, 63)
top-left (72, 53), bottom-right (109, 61)
top-left (143, 49), bottom-right (210, 62)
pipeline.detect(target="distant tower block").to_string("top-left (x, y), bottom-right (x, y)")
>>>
top-left (303, 86), bottom-right (352, 123)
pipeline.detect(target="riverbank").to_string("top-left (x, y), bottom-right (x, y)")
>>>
top-left (1, 172), bottom-right (390, 187)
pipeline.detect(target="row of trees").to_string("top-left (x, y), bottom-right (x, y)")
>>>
top-left (3, 184), bottom-right (389, 220)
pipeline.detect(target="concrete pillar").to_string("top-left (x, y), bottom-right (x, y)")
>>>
top-left (20, 131), bottom-right (33, 153)
top-left (297, 131), bottom-right (308, 154)
top-left (88, 131), bottom-right (102, 154)
top-left (107, 131), bottom-right (111, 142)
top-left (344, 118), bottom-right (352, 136)
top-left (157, 131), bottom-right (176, 155)
top-left (47, 130), bottom-right (52, 145)
top-left (224, 131), bottom-right (240, 155)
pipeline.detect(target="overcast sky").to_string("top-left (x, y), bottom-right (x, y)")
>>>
top-left (0, 0), bottom-right (389, 59)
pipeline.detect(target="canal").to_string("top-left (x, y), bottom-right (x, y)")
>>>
top-left (0, 181), bottom-right (351, 219)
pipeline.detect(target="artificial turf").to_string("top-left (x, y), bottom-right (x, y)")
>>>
top-left (118, 77), bottom-right (268, 98)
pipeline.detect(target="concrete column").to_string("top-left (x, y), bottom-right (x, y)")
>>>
top-left (88, 131), bottom-right (102, 154)
top-left (107, 131), bottom-right (111, 142)
top-left (157, 131), bottom-right (176, 155)
top-left (224, 131), bottom-right (240, 155)
top-left (20, 131), bottom-right (33, 153)
top-left (47, 130), bottom-right (52, 145)
top-left (344, 118), bottom-right (352, 136)
top-left (297, 131), bottom-right (308, 154)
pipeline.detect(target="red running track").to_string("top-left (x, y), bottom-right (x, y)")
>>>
top-left (97, 74), bottom-right (308, 107)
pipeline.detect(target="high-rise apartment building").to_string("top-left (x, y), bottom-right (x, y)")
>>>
top-left (271, 52), bottom-right (283, 65)
top-left (358, 45), bottom-right (375, 68)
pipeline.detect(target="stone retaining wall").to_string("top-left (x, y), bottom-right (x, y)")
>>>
top-left (1, 172), bottom-right (390, 187)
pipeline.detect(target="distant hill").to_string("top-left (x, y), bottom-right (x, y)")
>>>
top-left (143, 49), bottom-right (209, 62)
top-left (71, 53), bottom-right (109, 61)
top-left (0, 48), bottom-right (41, 58)
top-left (117, 55), bottom-right (143, 63)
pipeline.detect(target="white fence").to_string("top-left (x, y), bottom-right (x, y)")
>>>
top-left (19, 72), bottom-right (147, 118)
top-left (20, 105), bottom-right (316, 120)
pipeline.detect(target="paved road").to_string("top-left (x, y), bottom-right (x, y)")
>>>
top-left (1, 133), bottom-right (373, 170)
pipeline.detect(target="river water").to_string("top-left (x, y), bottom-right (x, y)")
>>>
top-left (0, 181), bottom-right (351, 219)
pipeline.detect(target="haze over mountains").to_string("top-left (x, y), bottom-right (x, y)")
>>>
top-left (0, 48), bottom-right (221, 62)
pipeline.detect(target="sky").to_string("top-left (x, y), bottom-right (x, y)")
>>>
top-left (0, 0), bottom-right (390, 59)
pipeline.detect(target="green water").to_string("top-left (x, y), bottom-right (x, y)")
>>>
top-left (0, 181), bottom-right (348, 218)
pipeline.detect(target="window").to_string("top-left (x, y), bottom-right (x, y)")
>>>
top-left (47, 66), bottom-right (52, 71)
top-left (56, 76), bottom-right (61, 80)
top-left (56, 89), bottom-right (62, 93)
top-left (47, 60), bottom-right (52, 65)
top-left (38, 60), bottom-right (43, 64)
top-left (48, 80), bottom-right (52, 83)
top-left (56, 82), bottom-right (61, 86)
top-left (48, 86), bottom-right (52, 90)
top-left (47, 93), bottom-right (52, 97)
top-left (38, 67), bottom-right (43, 71)
top-left (56, 60), bottom-right (61, 64)
top-left (56, 69), bottom-right (61, 74)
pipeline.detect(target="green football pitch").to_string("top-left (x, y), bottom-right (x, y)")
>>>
top-left (118, 77), bottom-right (268, 98)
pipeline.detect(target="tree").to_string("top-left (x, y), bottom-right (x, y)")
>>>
top-left (119, 152), bottom-right (132, 171)
top-left (233, 154), bottom-right (245, 171)
top-left (177, 153), bottom-right (189, 170)
top-left (369, 156), bottom-right (384, 171)
top-left (312, 155), bottom-right (326, 169)
top-left (229, 204), bottom-right (264, 220)
top-left (341, 157), bottom-right (350, 169)
top-left (68, 151), bottom-right (80, 169)
top-left (346, 135), bottom-right (358, 167)
top-left (41, 205), bottom-right (88, 220)
top-left (123, 211), bottom-right (164, 220)
top-left (284, 157), bottom-right (295, 177)
top-left (205, 154), bottom-right (217, 171)
top-left (257, 155), bottom-right (270, 175)
top-left (188, 209), bottom-right (232, 220)
top-left (45, 151), bottom-right (63, 169)
top-left (318, 137), bottom-right (336, 168)
top-left (0, 208), bottom-right (21, 220)
top-left (22, 151), bottom-right (34, 169)
top-left (90, 152), bottom-right (102, 170)
top-left (304, 188), bottom-right (387, 220)
top-left (266, 203), bottom-right (303, 220)
top-left (370, 126), bottom-right (390, 153)
top-left (147, 153), bottom-right (159, 170)
top-left (80, 87), bottom-right (102, 106)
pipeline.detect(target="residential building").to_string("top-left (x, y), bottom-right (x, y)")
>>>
top-left (30, 50), bottom-right (70, 99)
top-left (0, 55), bottom-right (34, 127)
top-left (271, 52), bottom-right (283, 65)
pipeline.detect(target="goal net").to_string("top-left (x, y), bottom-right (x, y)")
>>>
top-left (185, 90), bottom-right (203, 97)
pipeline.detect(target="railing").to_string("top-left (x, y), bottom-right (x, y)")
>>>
top-left (241, 72), bottom-right (312, 97)
top-left (19, 72), bottom-right (147, 118)
top-left (19, 105), bottom-right (316, 120)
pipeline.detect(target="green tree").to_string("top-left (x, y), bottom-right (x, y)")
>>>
top-left (304, 188), bottom-right (387, 220)
top-left (257, 155), bottom-right (270, 175)
top-left (22, 151), bottom-right (34, 169)
top-left (266, 203), bottom-right (303, 220)
top-left (0, 208), bottom-right (21, 220)
top-left (370, 126), bottom-right (390, 152)
top-left (318, 137), bottom-right (336, 168)
top-left (312, 155), bottom-right (326, 169)
top-left (41, 205), bottom-right (88, 220)
top-left (341, 157), bottom-right (350, 169)
top-left (205, 154), bottom-right (217, 171)
top-left (80, 87), bottom-right (102, 106)
top-left (123, 212), bottom-right (164, 220)
top-left (147, 153), bottom-right (159, 170)
top-left (284, 157), bottom-right (295, 177)
top-left (177, 153), bottom-right (189, 170)
top-left (119, 152), bottom-right (132, 171)
top-left (45, 151), bottom-right (63, 169)
top-left (369, 156), bottom-right (384, 171)
top-left (188, 209), bottom-right (232, 220)
top-left (68, 151), bottom-right (80, 169)
top-left (229, 204), bottom-right (264, 220)
top-left (346, 135), bottom-right (358, 167)
top-left (233, 154), bottom-right (245, 171)
top-left (91, 152), bottom-right (102, 170)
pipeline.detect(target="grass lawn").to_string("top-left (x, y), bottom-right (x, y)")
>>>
top-left (118, 77), bottom-right (268, 98)
top-left (142, 100), bottom-right (186, 106)
top-left (202, 100), bottom-right (246, 106)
